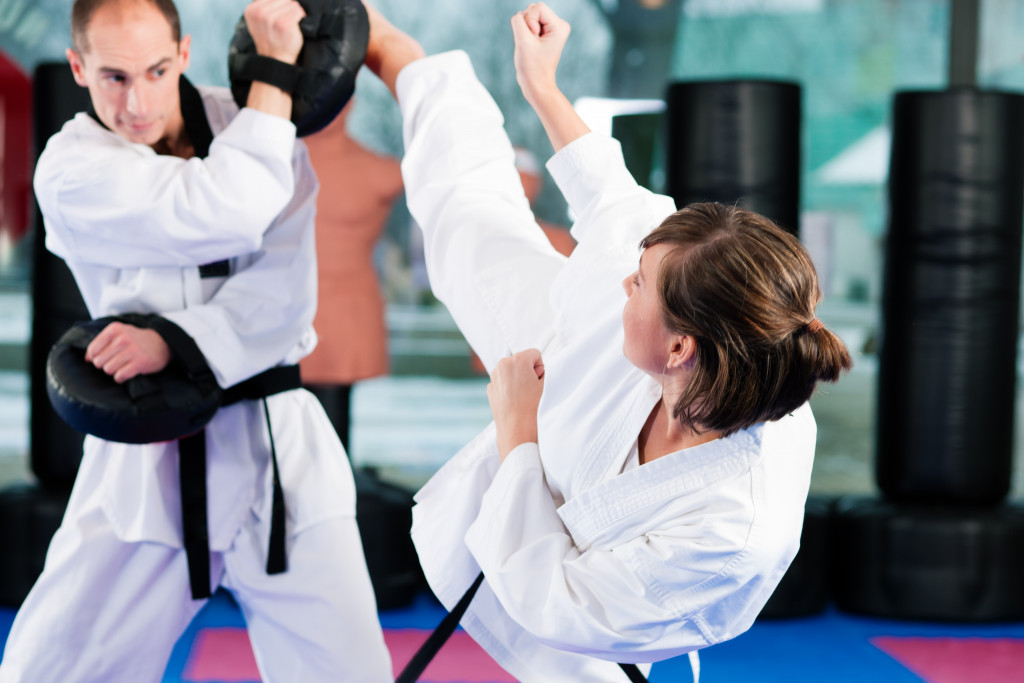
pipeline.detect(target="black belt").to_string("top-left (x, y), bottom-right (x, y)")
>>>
top-left (179, 364), bottom-right (302, 600)
top-left (395, 571), bottom-right (649, 683)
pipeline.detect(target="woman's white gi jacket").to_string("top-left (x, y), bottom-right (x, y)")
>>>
top-left (33, 87), bottom-right (354, 555)
top-left (399, 52), bottom-right (817, 682)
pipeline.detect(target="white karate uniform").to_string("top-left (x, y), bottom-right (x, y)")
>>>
top-left (399, 51), bottom-right (816, 682)
top-left (0, 86), bottom-right (392, 683)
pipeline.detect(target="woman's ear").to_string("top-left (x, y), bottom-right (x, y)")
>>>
top-left (665, 334), bottom-right (697, 369)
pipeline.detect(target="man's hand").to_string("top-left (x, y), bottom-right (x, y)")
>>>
top-left (487, 349), bottom-right (546, 461)
top-left (243, 0), bottom-right (306, 118)
top-left (85, 322), bottom-right (172, 384)
top-left (245, 0), bottom-right (307, 64)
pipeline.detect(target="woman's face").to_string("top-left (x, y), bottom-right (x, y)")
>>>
top-left (621, 242), bottom-right (676, 376)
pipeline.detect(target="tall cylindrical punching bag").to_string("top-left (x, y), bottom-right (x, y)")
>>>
top-left (30, 62), bottom-right (93, 490)
top-left (665, 80), bottom-right (822, 618)
top-left (877, 89), bottom-right (1024, 505)
top-left (664, 80), bottom-right (801, 235)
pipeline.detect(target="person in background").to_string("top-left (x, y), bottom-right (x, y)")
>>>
top-left (301, 99), bottom-right (404, 453)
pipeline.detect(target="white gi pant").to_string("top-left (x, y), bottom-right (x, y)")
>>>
top-left (0, 489), bottom-right (391, 683)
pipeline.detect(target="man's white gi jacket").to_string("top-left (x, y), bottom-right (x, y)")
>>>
top-left (33, 87), bottom-right (354, 556)
top-left (399, 52), bottom-right (816, 682)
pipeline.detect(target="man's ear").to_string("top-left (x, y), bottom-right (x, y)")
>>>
top-left (666, 334), bottom-right (697, 369)
top-left (66, 48), bottom-right (88, 87)
top-left (178, 34), bottom-right (192, 72)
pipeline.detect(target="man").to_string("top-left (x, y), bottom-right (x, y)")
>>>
top-left (0, 1), bottom-right (392, 680)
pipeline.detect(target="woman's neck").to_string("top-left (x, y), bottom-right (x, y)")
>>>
top-left (638, 399), bottom-right (721, 465)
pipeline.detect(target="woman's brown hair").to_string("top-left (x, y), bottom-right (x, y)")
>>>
top-left (641, 202), bottom-right (852, 437)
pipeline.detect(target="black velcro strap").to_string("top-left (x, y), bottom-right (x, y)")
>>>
top-left (179, 430), bottom-right (211, 600)
top-left (396, 572), bottom-right (485, 683)
top-left (236, 54), bottom-right (300, 93)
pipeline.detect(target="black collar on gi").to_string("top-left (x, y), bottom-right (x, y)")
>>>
top-left (89, 76), bottom-right (291, 601)
top-left (89, 78), bottom-right (226, 279)
top-left (86, 76), bottom-right (212, 153)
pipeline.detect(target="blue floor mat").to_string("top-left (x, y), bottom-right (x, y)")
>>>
top-left (4, 592), bottom-right (1024, 682)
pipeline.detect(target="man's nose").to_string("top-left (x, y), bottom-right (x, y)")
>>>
top-left (126, 83), bottom-right (147, 116)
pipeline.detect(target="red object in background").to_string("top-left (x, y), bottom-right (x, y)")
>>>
top-left (0, 49), bottom-right (33, 243)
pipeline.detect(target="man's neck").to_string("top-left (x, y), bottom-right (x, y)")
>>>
top-left (152, 119), bottom-right (193, 159)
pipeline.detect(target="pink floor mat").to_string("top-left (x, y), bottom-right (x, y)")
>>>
top-left (182, 627), bottom-right (516, 682)
top-left (872, 636), bottom-right (1024, 683)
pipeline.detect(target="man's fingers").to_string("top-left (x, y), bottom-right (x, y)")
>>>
top-left (85, 330), bottom-right (121, 365)
top-left (111, 361), bottom-right (140, 384)
top-left (99, 350), bottom-right (131, 381)
top-left (84, 323), bottom-right (118, 362)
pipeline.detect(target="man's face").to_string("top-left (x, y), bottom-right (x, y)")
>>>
top-left (67, 1), bottom-right (191, 148)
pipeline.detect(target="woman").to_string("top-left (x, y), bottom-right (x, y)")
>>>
top-left (364, 3), bottom-right (851, 681)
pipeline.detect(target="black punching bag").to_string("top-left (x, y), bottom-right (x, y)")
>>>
top-left (0, 484), bottom-right (70, 607)
top-left (30, 62), bottom-right (92, 489)
top-left (877, 89), bottom-right (1024, 505)
top-left (664, 80), bottom-right (801, 235)
top-left (758, 496), bottom-right (833, 619)
top-left (833, 496), bottom-right (1024, 621)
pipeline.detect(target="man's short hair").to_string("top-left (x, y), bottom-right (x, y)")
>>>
top-left (71, 0), bottom-right (182, 54)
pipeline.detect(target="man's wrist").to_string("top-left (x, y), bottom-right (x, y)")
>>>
top-left (244, 54), bottom-right (299, 92)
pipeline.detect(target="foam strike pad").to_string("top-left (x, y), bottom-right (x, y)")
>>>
top-left (228, 0), bottom-right (368, 137)
top-left (46, 315), bottom-right (222, 445)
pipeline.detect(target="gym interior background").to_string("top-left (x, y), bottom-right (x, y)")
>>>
top-left (4, 0), bottom-right (1024, 632)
